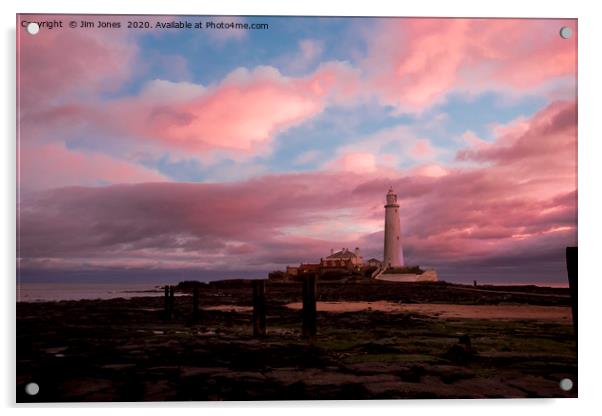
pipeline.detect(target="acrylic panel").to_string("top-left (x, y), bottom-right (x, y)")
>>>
top-left (16, 14), bottom-right (578, 402)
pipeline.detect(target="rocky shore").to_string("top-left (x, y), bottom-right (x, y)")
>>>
top-left (17, 280), bottom-right (577, 401)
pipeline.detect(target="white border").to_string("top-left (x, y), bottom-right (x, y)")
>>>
top-left (3, 0), bottom-right (601, 414)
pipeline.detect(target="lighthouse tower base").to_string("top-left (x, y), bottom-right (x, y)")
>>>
top-left (374, 268), bottom-right (438, 282)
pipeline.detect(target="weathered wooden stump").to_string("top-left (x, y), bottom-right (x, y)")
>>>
top-left (164, 285), bottom-right (172, 320)
top-left (169, 285), bottom-right (175, 319)
top-left (566, 246), bottom-right (577, 339)
top-left (192, 286), bottom-right (200, 323)
top-left (302, 274), bottom-right (317, 339)
top-left (252, 280), bottom-right (267, 337)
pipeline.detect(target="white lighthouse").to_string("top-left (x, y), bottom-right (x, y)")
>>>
top-left (383, 187), bottom-right (404, 269)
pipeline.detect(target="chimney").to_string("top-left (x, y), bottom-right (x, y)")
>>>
top-left (330, 248), bottom-right (334, 255)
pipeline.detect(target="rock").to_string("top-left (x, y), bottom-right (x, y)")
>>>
top-left (179, 366), bottom-right (229, 378)
top-left (45, 346), bottom-right (68, 354)
top-left (458, 334), bottom-right (472, 351)
top-left (444, 334), bottom-right (476, 363)
top-left (101, 364), bottom-right (136, 371)
top-left (144, 380), bottom-right (177, 401)
top-left (444, 345), bottom-right (475, 364)
top-left (423, 364), bottom-right (476, 384)
top-left (59, 378), bottom-right (115, 400)
top-left (343, 362), bottom-right (411, 376)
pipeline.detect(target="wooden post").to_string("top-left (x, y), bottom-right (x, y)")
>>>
top-left (473, 280), bottom-right (477, 287)
top-left (169, 285), bottom-right (175, 320)
top-left (566, 246), bottom-right (577, 340)
top-left (252, 280), bottom-right (267, 337)
top-left (192, 286), bottom-right (200, 323)
top-left (164, 285), bottom-right (171, 320)
top-left (302, 274), bottom-right (317, 339)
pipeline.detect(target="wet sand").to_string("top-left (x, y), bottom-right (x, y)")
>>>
top-left (283, 301), bottom-right (572, 322)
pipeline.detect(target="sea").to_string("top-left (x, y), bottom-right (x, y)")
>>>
top-left (16, 279), bottom-right (568, 303)
top-left (17, 282), bottom-right (168, 302)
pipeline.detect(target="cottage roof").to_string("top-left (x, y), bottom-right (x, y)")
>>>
top-left (326, 248), bottom-right (359, 259)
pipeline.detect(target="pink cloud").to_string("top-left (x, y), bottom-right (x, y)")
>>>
top-left (140, 67), bottom-right (325, 154)
top-left (407, 163), bottom-right (449, 178)
top-left (363, 18), bottom-right (577, 111)
top-left (470, 20), bottom-right (577, 89)
top-left (19, 101), bottom-right (577, 283)
top-left (410, 139), bottom-right (436, 159)
top-left (456, 100), bottom-right (577, 199)
top-left (461, 131), bottom-right (490, 149)
top-left (16, 15), bottom-right (173, 189)
top-left (17, 15), bottom-right (138, 111)
top-left (18, 172), bottom-right (368, 272)
top-left (26, 63), bottom-right (360, 163)
top-left (323, 125), bottom-right (434, 174)
top-left (19, 143), bottom-right (167, 190)
top-left (326, 151), bottom-right (377, 173)
top-left (18, 56), bottom-right (360, 187)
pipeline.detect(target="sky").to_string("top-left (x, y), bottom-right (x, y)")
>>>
top-left (17, 15), bottom-right (577, 285)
